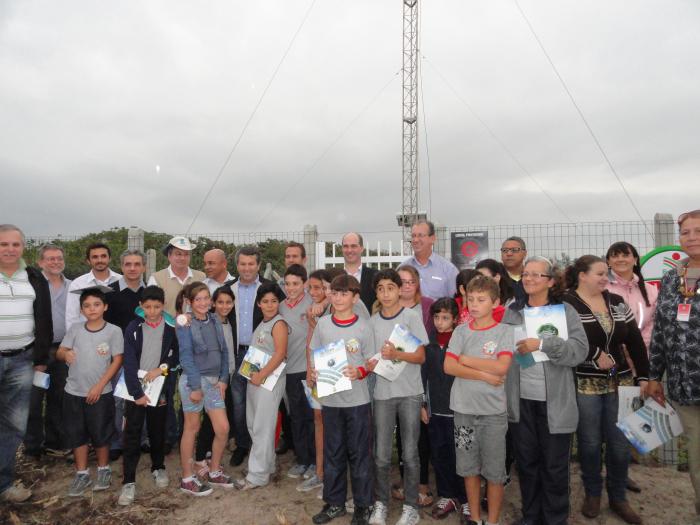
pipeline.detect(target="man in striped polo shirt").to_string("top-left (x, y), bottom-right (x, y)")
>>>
top-left (0, 224), bottom-right (52, 503)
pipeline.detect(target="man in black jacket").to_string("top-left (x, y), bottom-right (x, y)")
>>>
top-left (0, 224), bottom-right (52, 503)
top-left (342, 232), bottom-right (377, 312)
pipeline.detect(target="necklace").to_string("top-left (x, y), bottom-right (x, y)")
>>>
top-left (678, 265), bottom-right (699, 299)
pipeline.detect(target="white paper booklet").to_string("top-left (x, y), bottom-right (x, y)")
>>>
top-left (313, 340), bottom-right (352, 398)
top-left (32, 370), bottom-right (50, 389)
top-left (239, 346), bottom-right (286, 392)
top-left (114, 369), bottom-right (165, 407)
top-left (523, 304), bottom-right (569, 363)
top-left (617, 386), bottom-right (643, 422)
top-left (616, 399), bottom-right (684, 454)
top-left (373, 323), bottom-right (422, 381)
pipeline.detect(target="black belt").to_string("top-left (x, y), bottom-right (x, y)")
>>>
top-left (0, 343), bottom-right (33, 357)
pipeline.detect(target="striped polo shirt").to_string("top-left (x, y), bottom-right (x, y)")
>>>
top-left (0, 259), bottom-right (36, 351)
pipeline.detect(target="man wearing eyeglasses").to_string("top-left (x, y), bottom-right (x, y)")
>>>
top-left (404, 220), bottom-right (459, 300)
top-left (500, 237), bottom-right (528, 303)
top-left (0, 225), bottom-right (52, 503)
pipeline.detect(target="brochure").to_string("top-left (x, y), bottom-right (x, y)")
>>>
top-left (513, 325), bottom-right (537, 369)
top-left (313, 340), bottom-right (352, 397)
top-left (616, 399), bottom-right (684, 454)
top-left (617, 386), bottom-right (643, 422)
top-left (523, 304), bottom-right (569, 363)
top-left (114, 369), bottom-right (165, 407)
top-left (32, 370), bottom-right (50, 390)
top-left (373, 324), bottom-right (422, 381)
top-left (301, 379), bottom-right (322, 410)
top-left (238, 346), bottom-right (286, 392)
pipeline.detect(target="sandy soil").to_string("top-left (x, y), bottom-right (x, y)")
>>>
top-left (2, 447), bottom-right (697, 525)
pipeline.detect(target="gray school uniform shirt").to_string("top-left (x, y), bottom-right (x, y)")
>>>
top-left (310, 315), bottom-right (375, 408)
top-left (252, 313), bottom-right (289, 361)
top-left (279, 293), bottom-right (314, 374)
top-left (448, 322), bottom-right (515, 416)
top-left (370, 307), bottom-right (428, 401)
top-left (62, 322), bottom-right (124, 397)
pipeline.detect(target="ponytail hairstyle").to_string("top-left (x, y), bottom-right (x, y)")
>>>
top-left (523, 256), bottom-right (565, 303)
top-left (475, 258), bottom-right (515, 305)
top-left (605, 241), bottom-right (650, 307)
top-left (175, 281), bottom-right (210, 315)
top-left (564, 255), bottom-right (605, 291)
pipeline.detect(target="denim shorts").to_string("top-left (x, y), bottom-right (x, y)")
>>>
top-left (454, 412), bottom-right (508, 483)
top-left (179, 374), bottom-right (226, 413)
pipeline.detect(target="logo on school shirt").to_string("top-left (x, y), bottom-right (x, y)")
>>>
top-left (481, 341), bottom-right (497, 357)
top-left (346, 338), bottom-right (361, 354)
top-left (256, 332), bottom-right (267, 346)
top-left (300, 313), bottom-right (307, 322)
top-left (96, 342), bottom-right (110, 357)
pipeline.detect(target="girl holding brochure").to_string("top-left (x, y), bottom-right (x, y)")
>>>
top-left (563, 255), bottom-right (650, 524)
top-left (235, 282), bottom-right (288, 490)
top-left (503, 256), bottom-right (588, 525)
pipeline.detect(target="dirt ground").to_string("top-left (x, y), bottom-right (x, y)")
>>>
top-left (2, 446), bottom-right (697, 525)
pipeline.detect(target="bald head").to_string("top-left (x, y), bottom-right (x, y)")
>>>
top-left (203, 249), bottom-right (229, 282)
top-left (342, 232), bottom-right (364, 267)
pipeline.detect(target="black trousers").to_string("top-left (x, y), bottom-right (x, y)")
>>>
top-left (427, 415), bottom-right (466, 502)
top-left (510, 399), bottom-right (572, 525)
top-left (322, 403), bottom-right (373, 507)
top-left (122, 401), bottom-right (167, 484)
top-left (24, 346), bottom-right (68, 451)
top-left (396, 418), bottom-right (430, 485)
top-left (285, 372), bottom-right (315, 465)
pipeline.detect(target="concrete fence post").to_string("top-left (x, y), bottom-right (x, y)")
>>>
top-left (654, 213), bottom-right (675, 248)
top-left (304, 224), bottom-right (318, 272)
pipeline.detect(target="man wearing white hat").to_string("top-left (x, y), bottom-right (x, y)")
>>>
top-left (147, 236), bottom-right (205, 317)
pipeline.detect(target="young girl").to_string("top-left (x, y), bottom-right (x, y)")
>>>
top-left (194, 287), bottom-right (237, 476)
top-left (235, 282), bottom-right (288, 490)
top-left (176, 282), bottom-right (232, 495)
top-left (455, 269), bottom-right (480, 325)
top-left (475, 258), bottom-right (515, 308)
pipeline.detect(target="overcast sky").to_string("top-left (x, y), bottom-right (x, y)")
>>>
top-left (2, 0), bottom-right (699, 242)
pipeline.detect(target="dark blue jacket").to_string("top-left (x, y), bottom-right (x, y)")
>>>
top-left (123, 318), bottom-right (179, 401)
top-left (421, 332), bottom-right (455, 416)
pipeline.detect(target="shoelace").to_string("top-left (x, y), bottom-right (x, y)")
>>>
top-left (436, 498), bottom-right (453, 509)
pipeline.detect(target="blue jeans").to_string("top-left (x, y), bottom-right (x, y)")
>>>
top-left (0, 350), bottom-right (33, 493)
top-left (577, 391), bottom-right (630, 502)
top-left (231, 348), bottom-right (251, 450)
top-left (374, 395), bottom-right (422, 508)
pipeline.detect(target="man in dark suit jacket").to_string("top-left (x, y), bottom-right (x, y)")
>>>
top-left (342, 232), bottom-right (377, 312)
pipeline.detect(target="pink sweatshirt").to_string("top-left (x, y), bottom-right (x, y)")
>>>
top-left (606, 270), bottom-right (659, 350)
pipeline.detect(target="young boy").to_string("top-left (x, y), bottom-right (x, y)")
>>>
top-left (118, 286), bottom-right (179, 505)
top-left (444, 275), bottom-right (514, 525)
top-left (420, 298), bottom-right (469, 522)
top-left (368, 268), bottom-right (428, 525)
top-left (280, 264), bottom-right (319, 489)
top-left (57, 287), bottom-right (124, 497)
top-left (309, 274), bottom-right (375, 525)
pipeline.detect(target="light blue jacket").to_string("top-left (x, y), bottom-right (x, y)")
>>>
top-left (177, 313), bottom-right (229, 390)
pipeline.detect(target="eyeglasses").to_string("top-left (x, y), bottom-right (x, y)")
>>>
top-left (521, 272), bottom-right (552, 279)
top-left (501, 247), bottom-right (523, 254)
top-left (401, 279), bottom-right (417, 286)
top-left (678, 209), bottom-right (700, 226)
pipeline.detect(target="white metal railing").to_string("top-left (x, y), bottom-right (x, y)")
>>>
top-left (315, 241), bottom-right (410, 269)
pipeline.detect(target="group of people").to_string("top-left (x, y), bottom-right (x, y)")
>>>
top-left (0, 212), bottom-right (698, 525)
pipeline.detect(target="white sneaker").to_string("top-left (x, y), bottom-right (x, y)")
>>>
top-left (0, 482), bottom-right (32, 503)
top-left (118, 483), bottom-right (135, 506)
top-left (303, 464), bottom-right (317, 479)
top-left (395, 504), bottom-right (420, 525)
top-left (152, 469), bottom-right (169, 488)
top-left (296, 473), bottom-right (323, 492)
top-left (369, 501), bottom-right (388, 525)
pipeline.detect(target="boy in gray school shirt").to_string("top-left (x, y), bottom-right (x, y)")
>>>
top-left (280, 293), bottom-right (314, 375)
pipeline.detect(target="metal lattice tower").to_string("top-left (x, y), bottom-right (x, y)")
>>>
top-left (397, 0), bottom-right (424, 249)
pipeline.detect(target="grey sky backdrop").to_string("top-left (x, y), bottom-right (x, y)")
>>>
top-left (2, 1), bottom-right (699, 241)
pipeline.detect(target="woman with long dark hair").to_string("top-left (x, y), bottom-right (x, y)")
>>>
top-left (475, 258), bottom-right (515, 307)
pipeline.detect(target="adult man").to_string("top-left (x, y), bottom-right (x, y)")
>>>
top-left (202, 248), bottom-right (233, 294)
top-left (284, 241), bottom-right (307, 268)
top-left (0, 225), bottom-right (52, 503)
top-left (65, 243), bottom-right (121, 329)
top-left (342, 232), bottom-right (377, 311)
top-left (24, 244), bottom-right (71, 460)
top-left (147, 236), bottom-right (205, 316)
top-left (105, 250), bottom-right (146, 331)
top-left (403, 220), bottom-right (459, 300)
top-left (227, 246), bottom-right (272, 466)
top-left (500, 236), bottom-right (527, 303)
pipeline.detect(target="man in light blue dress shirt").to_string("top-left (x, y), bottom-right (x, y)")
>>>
top-left (403, 220), bottom-right (459, 300)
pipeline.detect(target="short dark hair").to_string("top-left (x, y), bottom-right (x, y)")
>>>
top-left (456, 269), bottom-right (480, 296)
top-left (285, 241), bottom-right (306, 259)
top-left (284, 263), bottom-right (308, 282)
top-left (235, 245), bottom-right (261, 265)
top-left (79, 288), bottom-right (107, 306)
top-left (326, 267), bottom-right (346, 282)
top-left (502, 236), bottom-right (526, 251)
top-left (256, 282), bottom-right (285, 303)
top-left (86, 242), bottom-right (111, 260)
top-left (211, 286), bottom-right (235, 304)
top-left (309, 269), bottom-right (331, 283)
top-left (373, 268), bottom-right (402, 290)
top-left (412, 220), bottom-right (435, 236)
top-left (330, 274), bottom-right (360, 295)
top-left (141, 285), bottom-right (165, 304)
top-left (466, 274), bottom-right (500, 302)
top-left (430, 297), bottom-right (459, 319)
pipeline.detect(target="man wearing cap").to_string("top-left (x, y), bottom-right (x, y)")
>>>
top-left (147, 236), bottom-right (205, 316)
top-left (202, 248), bottom-right (233, 295)
top-left (403, 220), bottom-right (459, 300)
top-left (65, 243), bottom-right (122, 329)
top-left (0, 224), bottom-right (52, 503)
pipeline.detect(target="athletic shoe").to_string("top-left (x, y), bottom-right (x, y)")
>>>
top-left (193, 460), bottom-right (210, 479)
top-left (459, 503), bottom-right (472, 525)
top-left (368, 501), bottom-right (388, 525)
top-left (93, 467), bottom-right (112, 491)
top-left (0, 482), bottom-right (32, 503)
top-left (207, 470), bottom-right (234, 489)
top-left (351, 505), bottom-right (372, 525)
top-left (118, 483), bottom-right (135, 506)
top-left (395, 504), bottom-right (420, 525)
top-left (312, 504), bottom-right (347, 524)
top-left (304, 464), bottom-right (317, 479)
top-left (287, 463), bottom-right (308, 478)
top-left (431, 498), bottom-right (457, 519)
top-left (67, 473), bottom-right (92, 497)
top-left (152, 469), bottom-right (169, 488)
top-left (233, 478), bottom-right (261, 491)
top-left (180, 477), bottom-right (213, 496)
top-left (297, 473), bottom-right (323, 492)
